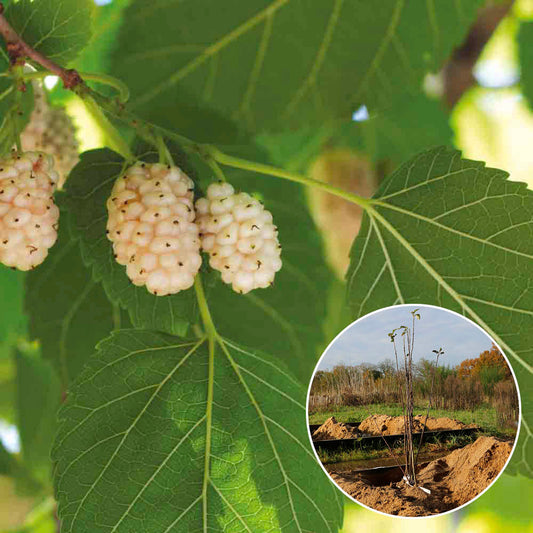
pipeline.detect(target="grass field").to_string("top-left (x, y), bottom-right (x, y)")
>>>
top-left (308, 402), bottom-right (517, 438)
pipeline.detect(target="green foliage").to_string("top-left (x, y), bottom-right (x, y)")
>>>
top-left (0, 267), bottom-right (26, 359)
top-left (257, 93), bottom-right (453, 179)
top-left (75, 0), bottom-right (129, 75)
top-left (111, 0), bottom-right (482, 139)
top-left (63, 149), bottom-right (198, 337)
top-left (322, 279), bottom-right (353, 353)
top-left (335, 95), bottom-right (454, 167)
top-left (479, 365), bottom-right (505, 395)
top-left (0, 58), bottom-right (34, 156)
top-left (465, 472), bottom-right (533, 524)
top-left (0, 369), bottom-right (15, 423)
top-left (346, 146), bottom-right (533, 476)
top-left (5, 0), bottom-right (95, 65)
top-left (25, 212), bottom-right (125, 384)
top-left (0, 439), bottom-right (17, 476)
top-left (53, 330), bottom-right (344, 532)
top-left (15, 343), bottom-right (61, 486)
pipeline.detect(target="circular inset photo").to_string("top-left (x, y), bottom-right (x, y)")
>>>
top-left (307, 305), bottom-right (520, 518)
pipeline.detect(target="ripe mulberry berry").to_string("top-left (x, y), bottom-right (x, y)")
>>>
top-left (106, 162), bottom-right (201, 296)
top-left (20, 83), bottom-right (79, 189)
top-left (196, 182), bottom-right (282, 294)
top-left (0, 151), bottom-right (60, 271)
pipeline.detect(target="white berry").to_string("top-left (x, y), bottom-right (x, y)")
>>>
top-left (196, 183), bottom-right (282, 294)
top-left (0, 151), bottom-right (60, 271)
top-left (106, 162), bottom-right (201, 296)
top-left (20, 83), bottom-right (79, 189)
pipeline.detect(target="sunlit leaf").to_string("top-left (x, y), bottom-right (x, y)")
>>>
top-left (110, 0), bottom-right (482, 139)
top-left (53, 330), bottom-right (344, 532)
top-left (347, 146), bottom-right (533, 476)
top-left (5, 0), bottom-right (95, 65)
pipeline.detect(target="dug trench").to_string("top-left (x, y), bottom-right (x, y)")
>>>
top-left (328, 435), bottom-right (513, 516)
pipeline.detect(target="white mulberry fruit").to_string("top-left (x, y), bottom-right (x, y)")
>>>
top-left (196, 182), bottom-right (282, 294)
top-left (106, 162), bottom-right (202, 296)
top-left (20, 83), bottom-right (79, 189)
top-left (0, 151), bottom-right (60, 271)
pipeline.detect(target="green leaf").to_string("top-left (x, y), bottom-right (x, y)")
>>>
top-left (194, 146), bottom-right (332, 382)
top-left (63, 149), bottom-right (198, 337)
top-left (346, 146), bottom-right (533, 476)
top-left (75, 0), bottom-right (129, 75)
top-left (519, 21), bottom-right (533, 111)
top-left (335, 95), bottom-right (454, 167)
top-left (0, 439), bottom-right (18, 477)
top-left (15, 342), bottom-right (61, 485)
top-left (111, 0), bottom-right (482, 138)
top-left (0, 266), bottom-right (27, 359)
top-left (53, 330), bottom-right (343, 532)
top-left (25, 212), bottom-right (125, 384)
top-left (464, 473), bottom-right (533, 524)
top-left (0, 57), bottom-right (34, 156)
top-left (322, 278), bottom-right (352, 354)
top-left (5, 0), bottom-right (95, 65)
top-left (259, 94), bottom-right (453, 174)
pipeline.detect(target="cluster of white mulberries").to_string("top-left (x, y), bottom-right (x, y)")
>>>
top-left (0, 85), bottom-right (284, 292)
top-left (0, 152), bottom-right (59, 271)
top-left (20, 84), bottom-right (79, 189)
top-left (106, 162), bottom-right (202, 296)
top-left (195, 182), bottom-right (282, 294)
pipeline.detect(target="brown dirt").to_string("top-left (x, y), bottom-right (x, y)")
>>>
top-left (331, 436), bottom-right (512, 516)
top-left (312, 416), bottom-right (360, 441)
top-left (358, 414), bottom-right (479, 436)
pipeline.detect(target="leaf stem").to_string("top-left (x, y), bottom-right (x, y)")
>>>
top-left (0, 83), bottom-right (13, 102)
top-left (209, 147), bottom-right (372, 209)
top-left (156, 134), bottom-right (175, 166)
top-left (206, 157), bottom-right (227, 182)
top-left (194, 275), bottom-right (217, 340)
top-left (20, 70), bottom-right (130, 102)
top-left (79, 72), bottom-right (130, 102)
top-left (193, 274), bottom-right (216, 528)
top-left (83, 96), bottom-right (134, 161)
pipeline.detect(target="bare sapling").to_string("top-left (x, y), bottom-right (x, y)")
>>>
top-left (388, 309), bottom-right (444, 490)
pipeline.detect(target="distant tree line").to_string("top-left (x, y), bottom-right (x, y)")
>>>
top-left (310, 345), bottom-right (518, 429)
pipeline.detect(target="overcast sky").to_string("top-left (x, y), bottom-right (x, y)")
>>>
top-left (317, 305), bottom-right (497, 371)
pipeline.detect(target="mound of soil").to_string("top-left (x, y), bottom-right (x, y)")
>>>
top-left (312, 417), bottom-right (360, 441)
top-left (331, 436), bottom-right (512, 516)
top-left (358, 414), bottom-right (479, 436)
